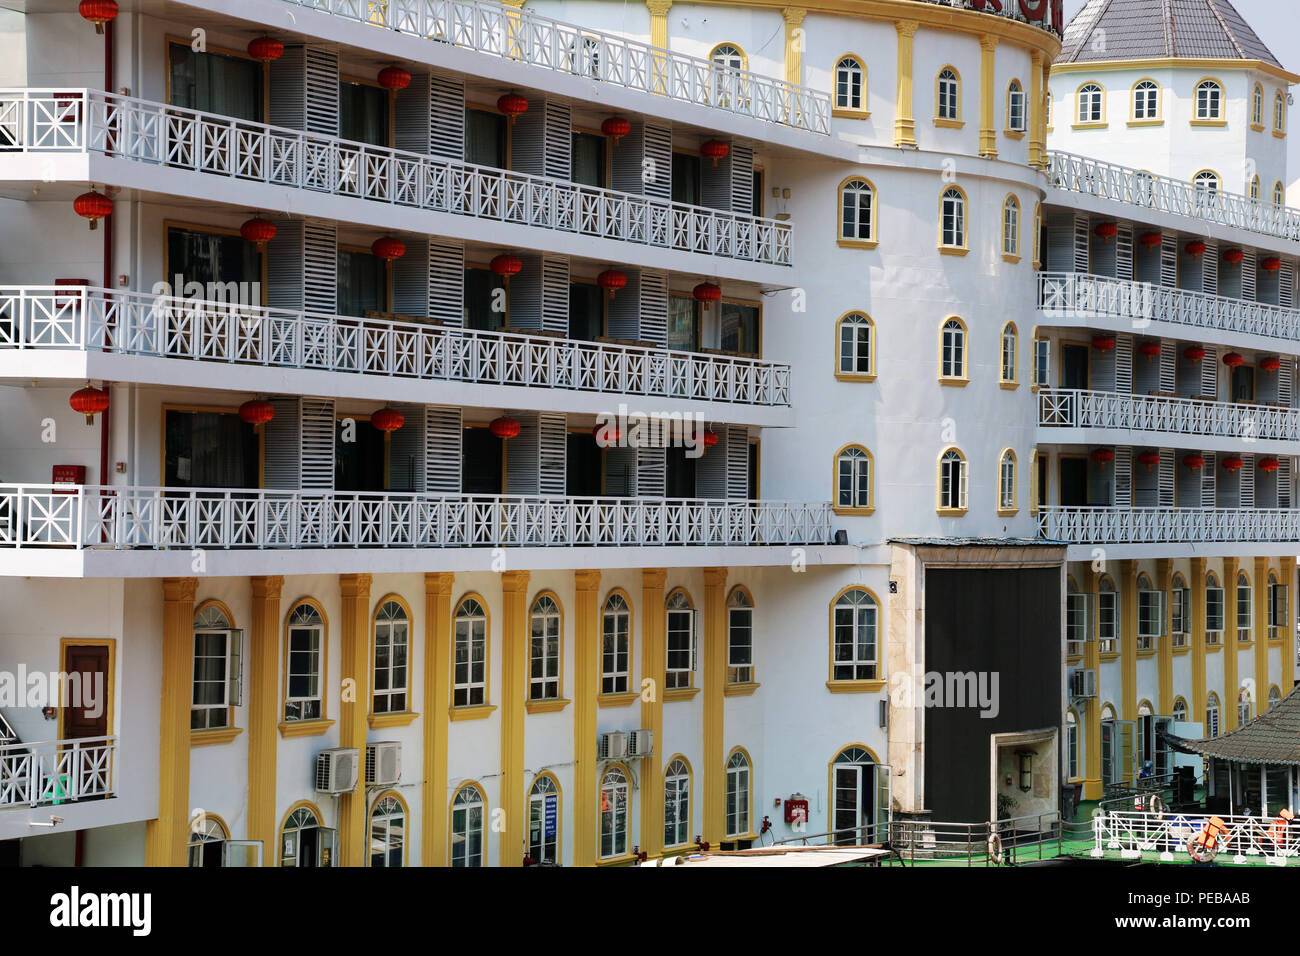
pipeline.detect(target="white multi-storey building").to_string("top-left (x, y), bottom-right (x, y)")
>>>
top-left (1, 0), bottom-right (1284, 869)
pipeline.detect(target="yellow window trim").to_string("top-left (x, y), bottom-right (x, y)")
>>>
top-left (369, 591), bottom-right (414, 724)
top-left (835, 371), bottom-right (877, 383)
top-left (934, 64), bottom-right (962, 124)
top-left (664, 687), bottom-right (701, 702)
top-left (1137, 648), bottom-right (1159, 658)
top-left (1128, 78), bottom-right (1162, 123)
top-left (1190, 119), bottom-right (1227, 128)
top-left (528, 588), bottom-right (567, 703)
top-left (1251, 122), bottom-right (1266, 132)
top-left (939, 376), bottom-right (970, 386)
top-left (1274, 130), bottom-right (1288, 139)
top-left (1127, 120), bottom-right (1164, 128)
top-left (1099, 652), bottom-right (1122, 662)
top-left (1003, 129), bottom-right (1025, 139)
top-left (449, 703), bottom-right (497, 721)
top-left (597, 691), bottom-right (639, 708)
top-left (1071, 122), bottom-right (1109, 130)
top-left (997, 508), bottom-right (1019, 517)
top-left (936, 507), bottom-right (969, 517)
top-left (368, 711), bottom-right (419, 728)
top-left (832, 443), bottom-right (875, 514)
top-left (281, 596), bottom-right (329, 728)
top-left (1173, 646), bottom-right (1192, 656)
top-left (708, 41), bottom-right (747, 71)
top-left (525, 697), bottom-right (571, 714)
top-left (724, 681), bottom-right (761, 697)
top-left (838, 238), bottom-right (879, 249)
top-left (834, 310), bottom-right (876, 379)
top-left (837, 174), bottom-right (878, 248)
top-left (1073, 80), bottom-right (1107, 125)
top-left (832, 52), bottom-right (868, 117)
top-left (940, 246), bottom-right (970, 256)
top-left (1000, 381), bottom-right (1020, 390)
top-left (934, 117), bottom-right (965, 129)
top-left (832, 107), bottom-right (871, 119)
top-left (452, 591), bottom-right (492, 710)
top-left (1003, 253), bottom-right (1021, 264)
top-left (278, 718), bottom-right (335, 738)
top-left (191, 727), bottom-right (243, 747)
top-left (825, 679), bottom-right (887, 694)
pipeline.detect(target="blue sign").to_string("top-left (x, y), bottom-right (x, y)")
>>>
top-left (544, 794), bottom-right (558, 838)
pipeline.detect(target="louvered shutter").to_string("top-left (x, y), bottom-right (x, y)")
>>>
top-left (542, 256), bottom-right (569, 334)
top-left (1045, 212), bottom-right (1073, 273)
top-left (694, 429), bottom-right (726, 498)
top-left (1201, 452), bottom-right (1217, 508)
top-left (1177, 450), bottom-right (1201, 505)
top-left (639, 270), bottom-right (668, 347)
top-left (636, 447), bottom-right (666, 498)
top-left (395, 70), bottom-right (464, 159)
top-left (544, 101), bottom-right (571, 180)
top-left (388, 404), bottom-right (426, 492)
top-left (270, 47), bottom-right (339, 135)
top-left (505, 411), bottom-right (540, 495)
top-left (539, 413), bottom-right (567, 496)
top-left (604, 446), bottom-right (636, 497)
top-left (426, 405), bottom-right (461, 493)
top-left (429, 240), bottom-right (464, 326)
top-left (1158, 449), bottom-right (1175, 507)
top-left (266, 220), bottom-right (306, 312)
top-left (729, 143), bottom-right (754, 216)
top-left (392, 238), bottom-right (430, 317)
top-left (1201, 240), bottom-right (1218, 296)
top-left (1092, 339), bottom-right (1116, 391)
top-left (1114, 448), bottom-right (1132, 509)
top-left (1200, 346), bottom-right (1218, 399)
top-left (508, 256), bottom-right (543, 331)
top-left (1158, 339), bottom-right (1176, 393)
top-left (611, 121), bottom-right (648, 194)
top-left (301, 398), bottom-right (335, 490)
top-left (1160, 234), bottom-right (1178, 288)
top-left (1241, 249), bottom-right (1256, 301)
top-left (643, 123), bottom-right (671, 200)
top-left (268, 47), bottom-right (306, 131)
top-left (1240, 454), bottom-right (1255, 508)
top-left (1281, 261), bottom-right (1295, 308)
top-left (1074, 214), bottom-right (1090, 274)
top-left (701, 141), bottom-right (733, 212)
top-left (1280, 359), bottom-right (1293, 407)
top-left (1091, 226), bottom-right (1116, 278)
top-left (1116, 223), bottom-right (1133, 281)
top-left (607, 269), bottom-right (641, 340)
top-left (1114, 335), bottom-right (1133, 393)
top-left (1279, 459), bottom-right (1292, 508)
top-left (304, 221), bottom-right (337, 314)
top-left (725, 425), bottom-right (749, 499)
top-left (264, 397), bottom-right (302, 489)
top-left (510, 104), bottom-right (546, 177)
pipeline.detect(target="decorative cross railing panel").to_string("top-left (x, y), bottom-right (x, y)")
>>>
top-left (1038, 388), bottom-right (1300, 442)
top-left (0, 89), bottom-right (792, 267)
top-left (1092, 810), bottom-right (1300, 863)
top-left (0, 736), bottom-right (115, 809)
top-left (1038, 505), bottom-right (1300, 544)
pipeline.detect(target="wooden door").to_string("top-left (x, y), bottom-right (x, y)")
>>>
top-left (62, 645), bottom-right (108, 739)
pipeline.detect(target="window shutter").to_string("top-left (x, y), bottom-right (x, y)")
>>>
top-left (1240, 454), bottom-right (1255, 508)
top-left (544, 100), bottom-right (571, 181)
top-left (1158, 449), bottom-right (1174, 507)
top-left (1281, 261), bottom-right (1295, 309)
top-left (268, 46), bottom-right (306, 131)
top-left (1091, 336), bottom-right (1117, 391)
top-left (1160, 234), bottom-right (1178, 288)
top-left (1200, 346), bottom-right (1218, 399)
top-left (1201, 452), bottom-right (1217, 508)
top-left (264, 397), bottom-right (301, 489)
top-left (643, 123), bottom-right (672, 201)
top-left (1279, 458), bottom-right (1293, 509)
top-left (701, 140), bottom-right (733, 212)
top-left (639, 270), bottom-right (669, 347)
top-left (1113, 334), bottom-right (1133, 394)
top-left (539, 412), bottom-right (567, 496)
top-left (1200, 239), bottom-right (1218, 296)
top-left (264, 397), bottom-right (333, 492)
top-left (303, 220), bottom-right (338, 315)
top-left (541, 256), bottom-right (569, 335)
top-left (228, 629), bottom-right (244, 707)
top-left (392, 237), bottom-right (430, 318)
top-left (429, 240), bottom-right (464, 326)
top-left (395, 70), bottom-right (464, 160)
top-left (1073, 214), bottom-right (1090, 274)
top-left (636, 447), bottom-right (666, 498)
top-left (606, 269), bottom-right (642, 340)
top-left (426, 405), bottom-right (462, 494)
top-left (611, 120), bottom-right (647, 194)
top-left (726, 425), bottom-right (749, 499)
top-left (510, 103), bottom-right (547, 177)
top-left (604, 446), bottom-right (636, 496)
top-left (1044, 211), bottom-right (1073, 273)
top-left (1158, 339), bottom-right (1176, 394)
top-left (1116, 223), bottom-right (1133, 281)
top-left (1280, 358), bottom-right (1294, 408)
top-left (388, 405), bottom-right (426, 492)
top-left (505, 411), bottom-right (540, 495)
top-left (729, 143), bottom-right (754, 216)
top-left (300, 398), bottom-right (335, 490)
top-left (1241, 248), bottom-right (1256, 301)
top-left (1114, 447), bottom-right (1132, 508)
top-left (695, 431), bottom-right (726, 498)
top-left (507, 256), bottom-right (543, 331)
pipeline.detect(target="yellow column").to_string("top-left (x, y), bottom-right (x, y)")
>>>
top-left (978, 34), bottom-right (998, 158)
top-left (1189, 560), bottom-right (1208, 729)
top-left (782, 8), bottom-right (807, 86)
top-left (1120, 560), bottom-right (1138, 721)
top-left (1223, 558), bottom-right (1239, 730)
top-left (337, 574), bottom-right (371, 867)
top-left (893, 20), bottom-right (918, 147)
top-left (1029, 50), bottom-right (1046, 168)
top-left (573, 570), bottom-right (602, 866)
top-left (1156, 559), bottom-right (1173, 716)
top-left (639, 569), bottom-right (667, 858)
top-left (145, 577), bottom-right (197, 867)
top-left (1254, 557), bottom-right (1270, 714)
top-left (1283, 557), bottom-right (1297, 691)
top-left (702, 568), bottom-right (728, 844)
top-left (422, 572), bottom-right (453, 866)
top-left (646, 0), bottom-right (671, 47)
top-left (247, 575), bottom-right (282, 864)
top-left (1081, 566), bottom-right (1102, 800)
top-left (499, 570), bottom-right (531, 867)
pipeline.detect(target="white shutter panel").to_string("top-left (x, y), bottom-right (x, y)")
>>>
top-left (539, 413), bottom-right (567, 496)
top-left (304, 220), bottom-right (338, 315)
top-left (266, 220), bottom-right (305, 312)
top-left (1045, 212), bottom-right (1073, 273)
top-left (1200, 346), bottom-right (1218, 399)
top-left (396, 71), bottom-right (465, 159)
top-left (639, 270), bottom-right (668, 347)
top-left (1158, 449), bottom-right (1175, 507)
top-left (394, 73), bottom-right (431, 154)
top-left (1114, 335), bottom-right (1133, 393)
top-left (1114, 447), bottom-right (1132, 509)
top-left (726, 425), bottom-right (748, 499)
top-left (392, 238), bottom-right (429, 318)
top-left (607, 269), bottom-right (641, 340)
top-left (1241, 248), bottom-right (1256, 301)
top-left (1074, 214), bottom-right (1091, 274)
top-left (508, 256), bottom-right (543, 331)
top-left (425, 405), bottom-right (462, 493)
top-left (1160, 234), bottom-right (1178, 288)
top-left (1241, 455), bottom-right (1255, 508)
top-left (1280, 359), bottom-right (1294, 407)
top-left (305, 48), bottom-right (340, 135)
top-left (1158, 339), bottom-right (1176, 394)
top-left (388, 404), bottom-right (426, 492)
top-left (270, 47), bottom-right (340, 135)
top-left (1116, 223), bottom-right (1133, 281)
top-left (1201, 452), bottom-right (1217, 508)
top-left (429, 240), bottom-right (464, 326)
top-left (268, 47), bottom-right (306, 130)
top-left (510, 105), bottom-right (547, 177)
top-left (542, 256), bottom-right (569, 335)
top-left (1201, 240), bottom-right (1218, 296)
top-left (505, 411), bottom-right (540, 495)
top-left (545, 100), bottom-right (571, 181)
top-left (729, 143), bottom-right (754, 216)
top-left (1281, 261), bottom-right (1295, 309)
top-left (701, 141), bottom-right (733, 212)
top-left (264, 397), bottom-right (301, 489)
top-left (1278, 458), bottom-right (1292, 509)
top-left (636, 447), bottom-right (666, 498)
top-left (643, 123), bottom-right (672, 201)
top-left (300, 398), bottom-right (335, 490)
top-left (695, 434), bottom-right (726, 498)
top-left (604, 446), bottom-right (636, 496)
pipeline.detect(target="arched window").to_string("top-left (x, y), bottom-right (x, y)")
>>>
top-left (1269, 685), bottom-right (1282, 710)
top-left (834, 445), bottom-right (873, 513)
top-left (998, 449), bottom-right (1017, 514)
top-left (1076, 82), bottom-right (1104, 124)
top-left (831, 745), bottom-right (880, 845)
top-left (568, 35), bottom-right (601, 79)
top-left (1194, 79), bottom-right (1223, 120)
top-left (1098, 575), bottom-right (1118, 653)
top-left (599, 766), bottom-right (629, 859)
top-left (725, 749), bottom-right (752, 838)
top-left (1206, 571), bottom-right (1224, 645)
top-left (1100, 702), bottom-right (1116, 722)
top-left (1251, 175), bottom-right (1262, 201)
top-left (837, 311), bottom-right (874, 378)
top-left (1001, 322), bottom-right (1018, 384)
top-left (1172, 697), bottom-right (1188, 721)
top-left (1275, 90), bottom-right (1287, 134)
top-left (1132, 79), bottom-right (1159, 121)
top-left (453, 596), bottom-right (488, 707)
top-left (372, 599), bottom-right (409, 715)
top-left (187, 814), bottom-right (229, 867)
top-left (938, 448), bottom-right (968, 512)
top-left (834, 55), bottom-right (866, 113)
top-left (831, 587), bottom-right (878, 682)
top-left (664, 757), bottom-right (692, 848)
top-left (1268, 570), bottom-right (1288, 640)
top-left (665, 589), bottom-right (696, 690)
top-left (1002, 194), bottom-right (1020, 258)
top-left (281, 804), bottom-right (333, 867)
top-left (1194, 169), bottom-right (1220, 193)
top-left (1066, 576), bottom-right (1087, 657)
top-left (839, 177), bottom-right (876, 245)
top-left (1275, 181), bottom-right (1287, 207)
top-left (284, 602), bottom-right (325, 722)
top-left (1253, 83), bottom-right (1264, 126)
top-left (193, 602), bottom-right (239, 732)
top-left (1137, 573), bottom-right (1162, 651)
top-left (710, 43), bottom-right (746, 73)
top-left (1206, 692), bottom-right (1221, 738)
top-left (940, 317), bottom-right (967, 380)
top-left (1066, 710), bottom-right (1080, 779)
top-left (450, 784), bottom-right (485, 867)
top-left (1238, 685), bottom-right (1253, 725)
top-left (370, 793), bottom-right (405, 867)
top-left (1007, 79), bottom-right (1025, 132)
top-left (936, 68), bottom-right (961, 121)
top-left (1172, 573), bottom-right (1190, 647)
top-left (727, 587), bottom-right (754, 685)
top-left (940, 187), bottom-right (967, 249)
top-left (529, 593), bottom-right (562, 702)
top-left (528, 775), bottom-right (560, 865)
top-left (1236, 571), bottom-right (1253, 642)
top-left (601, 592), bottom-right (631, 695)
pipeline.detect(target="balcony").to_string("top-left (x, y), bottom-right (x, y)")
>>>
top-left (1047, 151), bottom-right (1300, 246)
top-left (0, 286), bottom-right (791, 414)
top-left (0, 735), bottom-right (115, 810)
top-left (1037, 272), bottom-right (1300, 347)
top-left (274, 0), bottom-right (831, 134)
top-left (1038, 504), bottom-right (1300, 553)
top-left (1037, 388), bottom-right (1300, 453)
top-left (0, 89), bottom-right (792, 271)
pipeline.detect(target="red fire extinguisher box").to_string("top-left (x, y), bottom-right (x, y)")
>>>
top-left (52, 465), bottom-right (86, 492)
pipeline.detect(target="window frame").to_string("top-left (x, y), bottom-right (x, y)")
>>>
top-left (279, 801), bottom-right (335, 868)
top-left (1074, 82), bottom-right (1105, 127)
top-left (1136, 574), bottom-right (1164, 650)
top-left (724, 747), bottom-right (753, 839)
top-left (726, 586), bottom-right (756, 687)
top-left (665, 588), bottom-right (698, 692)
top-left (449, 782), bottom-right (486, 867)
top-left (192, 600), bottom-right (242, 735)
top-left (939, 186), bottom-right (969, 253)
top-left (368, 791), bottom-right (407, 867)
top-left (1066, 709), bottom-right (1080, 780)
top-left (1006, 79), bottom-right (1026, 134)
top-left (833, 443), bottom-right (874, 516)
top-left (1171, 574), bottom-right (1190, 648)
top-left (663, 756), bottom-right (693, 849)
top-left (600, 590), bottom-right (633, 697)
top-left (370, 595), bottom-right (411, 719)
top-left (829, 585), bottom-right (881, 685)
top-left (1098, 576), bottom-right (1118, 653)
top-left (1066, 582), bottom-right (1090, 658)
top-left (833, 54), bottom-right (868, 117)
top-left (599, 764), bottom-right (631, 860)
top-left (1206, 693), bottom-right (1221, 737)
top-left (940, 316), bottom-right (968, 383)
top-left (527, 773), bottom-right (562, 865)
top-left (1236, 571), bottom-right (1253, 643)
top-left (1252, 82), bottom-right (1265, 129)
top-left (1275, 89), bottom-right (1288, 135)
top-left (1268, 573), bottom-right (1288, 641)
top-left (528, 591), bottom-right (564, 704)
top-left (452, 594), bottom-right (490, 710)
top-left (1130, 79), bottom-right (1161, 124)
top-left (835, 311), bottom-right (876, 381)
top-left (935, 67), bottom-right (962, 125)
top-left (837, 176), bottom-right (878, 249)
top-left (937, 447), bottom-right (969, 515)
top-left (1000, 321), bottom-right (1019, 386)
top-left (282, 600), bottom-right (327, 727)
top-left (1002, 194), bottom-right (1021, 262)
top-left (1193, 78), bottom-right (1224, 124)
top-left (1206, 573), bottom-right (1225, 645)
top-left (998, 448), bottom-right (1018, 515)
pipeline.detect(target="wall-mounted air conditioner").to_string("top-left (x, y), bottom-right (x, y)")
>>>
top-left (628, 729), bottom-right (654, 758)
top-left (1069, 668), bottom-right (1097, 700)
top-left (598, 731), bottom-right (628, 760)
top-left (366, 741), bottom-right (402, 786)
top-left (315, 748), bottom-right (360, 794)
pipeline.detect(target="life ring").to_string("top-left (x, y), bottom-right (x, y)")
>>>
top-left (988, 832), bottom-right (1004, 865)
top-left (1187, 833), bottom-right (1218, 863)
top-left (1146, 794), bottom-right (1165, 815)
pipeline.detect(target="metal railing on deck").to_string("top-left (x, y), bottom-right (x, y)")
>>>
top-left (1093, 809), bottom-right (1300, 862)
top-left (0, 736), bottom-right (115, 809)
top-left (1038, 388), bottom-right (1300, 442)
top-left (1038, 505), bottom-right (1300, 545)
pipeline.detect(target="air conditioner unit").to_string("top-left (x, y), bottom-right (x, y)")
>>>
top-left (1069, 668), bottom-right (1097, 700)
top-left (366, 741), bottom-right (402, 786)
top-left (598, 731), bottom-right (628, 760)
top-left (315, 748), bottom-right (360, 794)
top-left (628, 729), bottom-right (654, 758)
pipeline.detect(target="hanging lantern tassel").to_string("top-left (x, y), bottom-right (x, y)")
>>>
top-left (597, 269), bottom-right (627, 299)
top-left (70, 384), bottom-right (109, 425)
top-left (1137, 451), bottom-right (1160, 472)
top-left (78, 0), bottom-right (118, 34)
top-left (73, 190), bottom-right (113, 231)
top-left (701, 140), bottom-right (730, 168)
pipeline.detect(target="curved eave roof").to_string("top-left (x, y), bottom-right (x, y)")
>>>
top-left (1060, 0), bottom-right (1282, 70)
top-left (1164, 683), bottom-right (1300, 766)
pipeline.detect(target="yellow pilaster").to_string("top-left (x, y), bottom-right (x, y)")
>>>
top-left (702, 568), bottom-right (728, 844)
top-left (1254, 557), bottom-right (1270, 714)
top-left (1081, 566), bottom-right (1102, 800)
top-left (247, 575), bottom-right (282, 864)
top-left (422, 572), bottom-right (454, 867)
top-left (1120, 560), bottom-right (1138, 721)
top-left (1283, 557), bottom-right (1297, 691)
top-left (782, 8), bottom-right (807, 86)
top-left (499, 570), bottom-right (530, 867)
top-left (337, 573), bottom-right (371, 867)
top-left (1189, 559), bottom-right (1208, 729)
top-left (978, 34), bottom-right (998, 158)
top-left (1223, 557), bottom-right (1239, 730)
top-left (1156, 559), bottom-right (1173, 716)
top-left (894, 20), bottom-right (918, 147)
top-left (145, 577), bottom-right (197, 867)
top-left (1029, 50), bottom-right (1046, 168)
top-left (646, 0), bottom-right (671, 47)
top-left (573, 570), bottom-right (602, 866)
top-left (639, 569), bottom-right (668, 859)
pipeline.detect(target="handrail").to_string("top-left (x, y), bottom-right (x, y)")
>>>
top-left (1038, 388), bottom-right (1300, 442)
top-left (1038, 505), bottom-right (1300, 545)
top-left (1093, 808), bottom-right (1300, 862)
top-left (0, 734), bottom-right (116, 808)
top-left (0, 285), bottom-right (792, 408)
top-left (0, 88), bottom-right (792, 267)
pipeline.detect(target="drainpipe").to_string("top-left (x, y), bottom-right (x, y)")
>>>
top-left (98, 18), bottom-right (113, 487)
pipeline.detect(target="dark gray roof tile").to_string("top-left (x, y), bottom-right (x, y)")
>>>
top-left (1061, 0), bottom-right (1281, 68)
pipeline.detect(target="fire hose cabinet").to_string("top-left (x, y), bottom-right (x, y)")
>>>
top-left (52, 465), bottom-right (86, 493)
top-left (784, 794), bottom-right (809, 825)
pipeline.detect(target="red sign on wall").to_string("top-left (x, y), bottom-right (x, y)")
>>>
top-left (52, 465), bottom-right (86, 493)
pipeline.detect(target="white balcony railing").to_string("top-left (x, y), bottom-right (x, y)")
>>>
top-left (1048, 151), bottom-right (1300, 244)
top-left (1037, 272), bottom-right (1300, 342)
top-left (1038, 389), bottom-right (1300, 442)
top-left (1038, 505), bottom-right (1300, 545)
top-left (0, 286), bottom-right (791, 407)
top-left (0, 736), bottom-right (115, 809)
top-left (0, 89), bottom-right (792, 267)
top-left (0, 485), bottom-right (835, 550)
top-left (280, 0), bottom-right (832, 133)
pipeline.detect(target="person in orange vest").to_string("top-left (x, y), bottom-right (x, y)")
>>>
top-left (1269, 808), bottom-right (1295, 848)
top-left (1188, 816), bottom-right (1230, 863)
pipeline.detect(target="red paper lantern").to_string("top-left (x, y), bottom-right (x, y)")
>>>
top-left (1137, 451), bottom-right (1160, 471)
top-left (371, 237), bottom-right (406, 262)
top-left (593, 424), bottom-right (621, 445)
top-left (70, 385), bottom-right (109, 424)
top-left (702, 429), bottom-right (719, 448)
top-left (1222, 456), bottom-right (1244, 472)
top-left (238, 399), bottom-right (275, 427)
top-left (1184, 240), bottom-right (1207, 259)
top-left (497, 93), bottom-right (529, 124)
top-left (1261, 356), bottom-right (1282, 374)
top-left (693, 281), bottom-right (722, 305)
top-left (601, 117), bottom-right (632, 144)
top-left (1223, 352), bottom-right (1244, 368)
top-left (240, 217), bottom-right (277, 250)
top-left (378, 67), bottom-right (412, 91)
top-left (1182, 454), bottom-right (1206, 471)
top-left (1138, 341), bottom-right (1161, 362)
top-left (78, 0), bottom-right (117, 34)
top-left (490, 416), bottom-right (521, 439)
top-left (1184, 346), bottom-right (1207, 363)
top-left (73, 190), bottom-right (112, 231)
top-left (1138, 231), bottom-right (1163, 249)
top-left (1090, 448), bottom-right (1115, 467)
top-left (247, 36), bottom-right (285, 62)
top-left (1260, 457), bottom-right (1281, 473)
top-left (1094, 222), bottom-right (1118, 242)
top-left (701, 140), bottom-right (730, 167)
top-left (490, 254), bottom-right (523, 282)
top-left (370, 408), bottom-right (404, 433)
top-left (1262, 256), bottom-right (1283, 272)
top-left (1091, 335), bottom-right (1115, 353)
top-left (596, 269), bottom-right (627, 298)
top-left (1223, 248), bottom-right (1244, 266)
